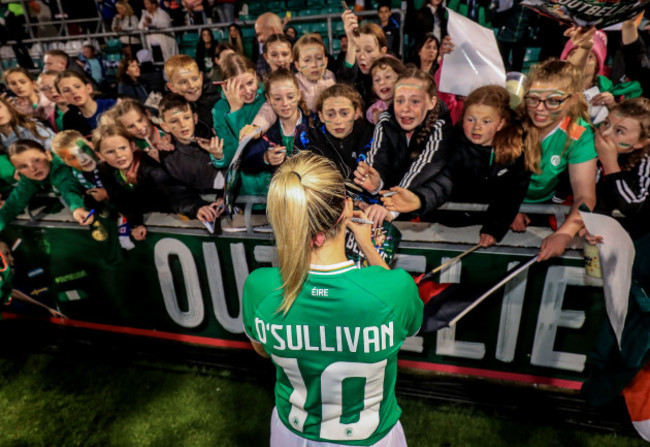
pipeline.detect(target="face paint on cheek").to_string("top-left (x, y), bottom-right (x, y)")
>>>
top-left (75, 140), bottom-right (98, 160)
top-left (617, 141), bottom-right (632, 149)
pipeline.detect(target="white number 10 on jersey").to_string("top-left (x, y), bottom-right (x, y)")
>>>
top-left (272, 355), bottom-right (388, 441)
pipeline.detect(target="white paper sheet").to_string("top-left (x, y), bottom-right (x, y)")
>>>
top-left (580, 211), bottom-right (635, 349)
top-left (439, 9), bottom-right (506, 97)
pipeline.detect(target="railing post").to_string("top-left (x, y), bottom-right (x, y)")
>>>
top-left (19, 0), bottom-right (36, 40)
top-left (327, 17), bottom-right (333, 54)
top-left (55, 0), bottom-right (67, 38)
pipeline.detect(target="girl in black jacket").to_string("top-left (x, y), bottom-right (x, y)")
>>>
top-left (382, 85), bottom-right (532, 247)
top-left (295, 83), bottom-right (374, 181)
top-left (595, 97), bottom-right (650, 240)
top-left (92, 125), bottom-right (222, 241)
top-left (355, 67), bottom-right (453, 227)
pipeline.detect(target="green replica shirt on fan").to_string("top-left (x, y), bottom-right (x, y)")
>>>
top-left (243, 261), bottom-right (422, 445)
top-left (525, 116), bottom-right (597, 203)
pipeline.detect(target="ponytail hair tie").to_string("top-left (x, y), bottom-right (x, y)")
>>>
top-left (291, 171), bottom-right (302, 181)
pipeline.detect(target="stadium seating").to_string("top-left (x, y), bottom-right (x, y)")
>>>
top-left (180, 32), bottom-right (200, 58)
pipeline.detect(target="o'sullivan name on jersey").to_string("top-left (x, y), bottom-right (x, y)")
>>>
top-left (254, 317), bottom-right (395, 353)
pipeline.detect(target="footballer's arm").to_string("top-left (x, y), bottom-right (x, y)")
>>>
top-left (251, 340), bottom-right (269, 358)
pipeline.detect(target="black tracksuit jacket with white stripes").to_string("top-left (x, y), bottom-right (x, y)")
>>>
top-left (597, 153), bottom-right (650, 239)
top-left (366, 103), bottom-right (453, 204)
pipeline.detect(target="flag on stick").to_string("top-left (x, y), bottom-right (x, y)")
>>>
top-left (416, 256), bottom-right (537, 331)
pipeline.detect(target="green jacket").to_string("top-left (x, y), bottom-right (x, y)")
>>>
top-left (0, 155), bottom-right (16, 196)
top-left (0, 156), bottom-right (86, 233)
top-left (211, 84), bottom-right (269, 196)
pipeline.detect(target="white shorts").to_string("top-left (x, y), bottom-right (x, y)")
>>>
top-left (270, 407), bottom-right (408, 447)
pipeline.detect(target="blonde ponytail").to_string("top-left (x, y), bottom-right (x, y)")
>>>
top-left (267, 152), bottom-right (347, 314)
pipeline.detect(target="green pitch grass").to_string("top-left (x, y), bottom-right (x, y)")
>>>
top-left (0, 325), bottom-right (645, 446)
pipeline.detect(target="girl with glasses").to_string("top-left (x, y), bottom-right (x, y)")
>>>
top-left (513, 59), bottom-right (597, 261)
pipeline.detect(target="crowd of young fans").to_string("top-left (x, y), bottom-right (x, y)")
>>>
top-left (0, 1), bottom-right (649, 445)
top-left (0, 1), bottom-right (648, 253)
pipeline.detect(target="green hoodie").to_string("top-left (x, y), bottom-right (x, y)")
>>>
top-left (0, 156), bottom-right (86, 233)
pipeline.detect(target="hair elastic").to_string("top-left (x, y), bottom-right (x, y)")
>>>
top-left (291, 171), bottom-right (302, 181)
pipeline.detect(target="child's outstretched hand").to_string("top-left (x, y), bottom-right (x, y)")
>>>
top-left (86, 188), bottom-right (108, 202)
top-left (590, 91), bottom-right (615, 108)
top-left (156, 133), bottom-right (175, 151)
top-left (239, 124), bottom-right (262, 142)
top-left (479, 233), bottom-right (496, 248)
top-left (354, 161), bottom-right (381, 192)
top-left (510, 212), bottom-right (530, 232)
top-left (198, 137), bottom-right (224, 160)
top-left (73, 208), bottom-right (94, 225)
top-left (264, 145), bottom-right (286, 166)
top-left (381, 187), bottom-right (420, 213)
top-left (197, 201), bottom-right (225, 222)
top-left (48, 308), bottom-right (67, 319)
top-left (365, 204), bottom-right (393, 229)
top-left (131, 225), bottom-right (147, 240)
top-left (538, 232), bottom-right (572, 261)
top-left (579, 227), bottom-right (603, 244)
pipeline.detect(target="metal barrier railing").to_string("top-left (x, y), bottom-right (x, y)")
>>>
top-left (234, 195), bottom-right (570, 234)
top-left (0, 6), bottom-right (404, 66)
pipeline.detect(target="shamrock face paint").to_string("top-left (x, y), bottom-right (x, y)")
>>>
top-left (393, 79), bottom-right (435, 134)
top-left (59, 139), bottom-right (99, 172)
top-left (599, 112), bottom-right (645, 154)
top-left (267, 79), bottom-right (300, 121)
top-left (318, 96), bottom-right (356, 139)
top-left (525, 81), bottom-right (574, 135)
top-left (295, 44), bottom-right (327, 82)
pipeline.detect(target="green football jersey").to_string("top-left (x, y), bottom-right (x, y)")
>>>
top-left (525, 116), bottom-right (596, 203)
top-left (243, 261), bottom-right (422, 445)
